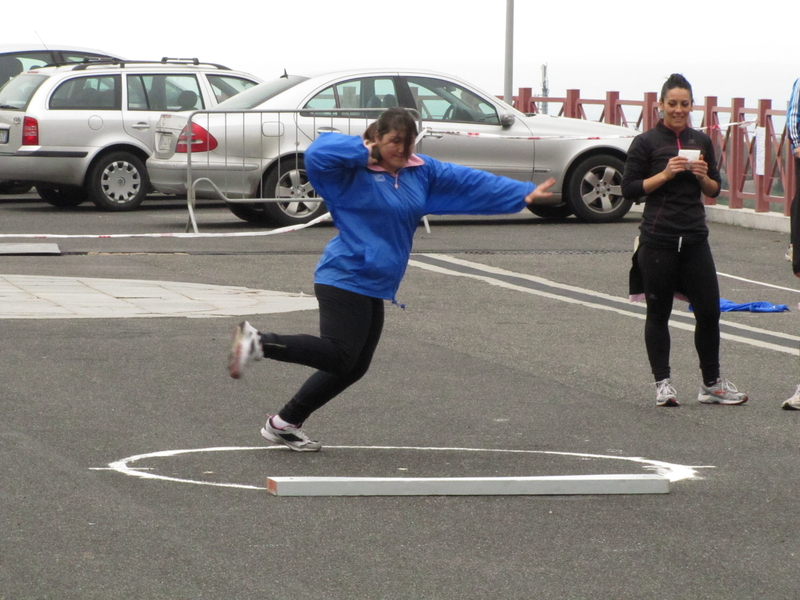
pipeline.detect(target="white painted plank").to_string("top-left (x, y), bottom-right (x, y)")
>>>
top-left (266, 474), bottom-right (670, 496)
top-left (0, 243), bottom-right (61, 255)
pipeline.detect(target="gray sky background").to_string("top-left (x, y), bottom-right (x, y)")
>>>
top-left (7, 0), bottom-right (797, 110)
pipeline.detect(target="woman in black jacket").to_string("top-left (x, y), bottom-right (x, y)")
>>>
top-left (621, 73), bottom-right (748, 407)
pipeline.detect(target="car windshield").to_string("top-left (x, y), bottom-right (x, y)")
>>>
top-left (214, 75), bottom-right (308, 110)
top-left (0, 73), bottom-right (48, 109)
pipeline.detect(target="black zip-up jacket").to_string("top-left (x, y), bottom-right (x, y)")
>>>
top-left (621, 121), bottom-right (721, 248)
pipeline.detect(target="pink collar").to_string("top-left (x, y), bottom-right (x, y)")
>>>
top-left (367, 154), bottom-right (425, 172)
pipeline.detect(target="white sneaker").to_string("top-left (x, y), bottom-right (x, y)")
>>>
top-left (781, 384), bottom-right (800, 410)
top-left (228, 321), bottom-right (263, 379)
top-left (261, 416), bottom-right (321, 452)
top-left (655, 379), bottom-right (679, 407)
top-left (697, 378), bottom-right (748, 405)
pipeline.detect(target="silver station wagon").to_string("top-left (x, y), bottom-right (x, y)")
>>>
top-left (147, 68), bottom-right (638, 226)
top-left (0, 58), bottom-right (261, 210)
top-left (0, 44), bottom-right (124, 195)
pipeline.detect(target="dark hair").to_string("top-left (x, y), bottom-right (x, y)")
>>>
top-left (364, 107), bottom-right (418, 158)
top-left (660, 73), bottom-right (694, 104)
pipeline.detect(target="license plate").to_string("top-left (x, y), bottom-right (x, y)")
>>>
top-left (0, 129), bottom-right (8, 144)
top-left (158, 134), bottom-right (171, 151)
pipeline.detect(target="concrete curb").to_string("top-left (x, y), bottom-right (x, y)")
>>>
top-left (629, 203), bottom-right (790, 234)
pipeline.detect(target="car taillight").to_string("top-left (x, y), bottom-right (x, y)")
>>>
top-left (175, 122), bottom-right (218, 153)
top-left (22, 117), bottom-right (39, 145)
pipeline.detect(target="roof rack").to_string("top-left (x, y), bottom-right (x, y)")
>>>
top-left (69, 58), bottom-right (231, 71)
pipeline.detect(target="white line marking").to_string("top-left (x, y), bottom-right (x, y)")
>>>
top-left (102, 445), bottom-right (708, 491)
top-left (717, 271), bottom-right (800, 294)
top-left (409, 255), bottom-right (800, 355)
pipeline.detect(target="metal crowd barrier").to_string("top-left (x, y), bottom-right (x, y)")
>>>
top-left (181, 108), bottom-right (424, 233)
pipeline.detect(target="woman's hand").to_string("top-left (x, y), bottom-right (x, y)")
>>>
top-left (524, 177), bottom-right (556, 204)
top-left (363, 139), bottom-right (379, 165)
top-left (690, 154), bottom-right (719, 196)
top-left (662, 155), bottom-right (690, 180)
top-left (688, 154), bottom-right (709, 179)
top-left (643, 155), bottom-right (690, 193)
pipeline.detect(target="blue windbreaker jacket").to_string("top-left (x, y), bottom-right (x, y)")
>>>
top-left (305, 133), bottom-right (535, 302)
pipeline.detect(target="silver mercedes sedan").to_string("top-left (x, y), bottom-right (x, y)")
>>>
top-left (147, 68), bottom-right (638, 226)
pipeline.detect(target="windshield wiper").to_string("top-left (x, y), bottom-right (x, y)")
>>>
top-left (0, 105), bottom-right (20, 110)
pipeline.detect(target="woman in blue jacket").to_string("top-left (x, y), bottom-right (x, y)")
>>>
top-left (227, 107), bottom-right (555, 451)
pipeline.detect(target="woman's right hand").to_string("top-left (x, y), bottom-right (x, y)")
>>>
top-left (661, 155), bottom-right (689, 180)
top-left (363, 139), bottom-right (379, 165)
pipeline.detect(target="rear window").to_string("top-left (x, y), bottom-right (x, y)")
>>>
top-left (214, 75), bottom-right (308, 110)
top-left (0, 73), bottom-right (48, 110)
top-left (50, 75), bottom-right (120, 110)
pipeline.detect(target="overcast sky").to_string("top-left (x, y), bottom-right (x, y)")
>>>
top-left (7, 0), bottom-right (797, 109)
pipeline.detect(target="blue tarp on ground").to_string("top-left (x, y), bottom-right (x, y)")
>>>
top-left (690, 299), bottom-right (790, 312)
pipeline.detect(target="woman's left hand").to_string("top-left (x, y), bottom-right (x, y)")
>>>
top-left (689, 154), bottom-right (719, 196)
top-left (524, 178), bottom-right (556, 204)
top-left (688, 154), bottom-right (709, 179)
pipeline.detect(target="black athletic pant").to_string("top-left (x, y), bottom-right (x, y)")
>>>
top-left (258, 283), bottom-right (385, 425)
top-left (637, 240), bottom-right (721, 384)
top-left (791, 156), bottom-right (800, 268)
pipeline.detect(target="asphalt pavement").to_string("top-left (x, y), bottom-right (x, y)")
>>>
top-left (1, 192), bottom-right (799, 600)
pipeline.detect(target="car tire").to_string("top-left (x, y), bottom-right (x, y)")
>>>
top-left (0, 181), bottom-right (34, 195)
top-left (526, 203), bottom-right (573, 219)
top-left (261, 157), bottom-right (327, 226)
top-left (36, 184), bottom-right (86, 207)
top-left (565, 154), bottom-right (632, 223)
top-left (87, 151), bottom-right (149, 211)
top-left (226, 202), bottom-right (270, 223)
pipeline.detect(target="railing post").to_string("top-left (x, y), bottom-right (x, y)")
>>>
top-left (642, 92), bottom-right (658, 131)
top-left (604, 91), bottom-right (620, 126)
top-left (517, 87), bottom-right (532, 114)
top-left (702, 96), bottom-right (719, 206)
top-left (754, 99), bottom-right (772, 212)
top-left (565, 89), bottom-right (580, 119)
top-left (727, 97), bottom-right (745, 209)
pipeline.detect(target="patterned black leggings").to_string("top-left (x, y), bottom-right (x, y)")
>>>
top-left (637, 240), bottom-right (720, 384)
top-left (259, 284), bottom-right (385, 424)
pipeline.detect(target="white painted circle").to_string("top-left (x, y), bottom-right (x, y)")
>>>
top-left (105, 445), bottom-right (710, 490)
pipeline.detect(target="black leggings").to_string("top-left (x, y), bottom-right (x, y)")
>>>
top-left (637, 240), bottom-right (720, 384)
top-left (259, 283), bottom-right (385, 424)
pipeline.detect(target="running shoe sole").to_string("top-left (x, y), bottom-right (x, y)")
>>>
top-left (656, 398), bottom-right (680, 407)
top-left (228, 321), bottom-right (251, 380)
top-left (697, 394), bottom-right (748, 405)
top-left (260, 426), bottom-right (321, 452)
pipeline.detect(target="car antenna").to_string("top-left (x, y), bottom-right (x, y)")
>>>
top-left (34, 30), bottom-right (51, 51)
top-left (281, 69), bottom-right (288, 79)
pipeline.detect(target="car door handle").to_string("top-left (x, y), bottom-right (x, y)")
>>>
top-left (131, 122), bottom-right (150, 130)
top-left (316, 126), bottom-right (341, 134)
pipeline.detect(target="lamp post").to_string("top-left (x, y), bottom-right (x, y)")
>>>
top-left (503, 0), bottom-right (514, 105)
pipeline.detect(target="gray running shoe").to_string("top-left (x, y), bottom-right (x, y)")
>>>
top-left (781, 385), bottom-right (800, 410)
top-left (261, 417), bottom-right (322, 452)
top-left (697, 378), bottom-right (748, 405)
top-left (228, 321), bottom-right (263, 379)
top-left (655, 379), bottom-right (679, 407)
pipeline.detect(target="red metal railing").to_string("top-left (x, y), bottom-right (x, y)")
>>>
top-left (512, 88), bottom-right (795, 215)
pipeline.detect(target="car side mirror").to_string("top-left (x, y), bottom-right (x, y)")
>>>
top-left (500, 113), bottom-right (515, 128)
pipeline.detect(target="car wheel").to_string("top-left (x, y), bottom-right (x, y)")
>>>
top-left (261, 157), bottom-right (327, 226)
top-left (35, 184), bottom-right (86, 207)
top-left (226, 202), bottom-right (270, 223)
top-left (0, 181), bottom-right (34, 195)
top-left (565, 154), bottom-right (632, 223)
top-left (526, 203), bottom-right (573, 219)
top-left (87, 151), bottom-right (149, 211)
